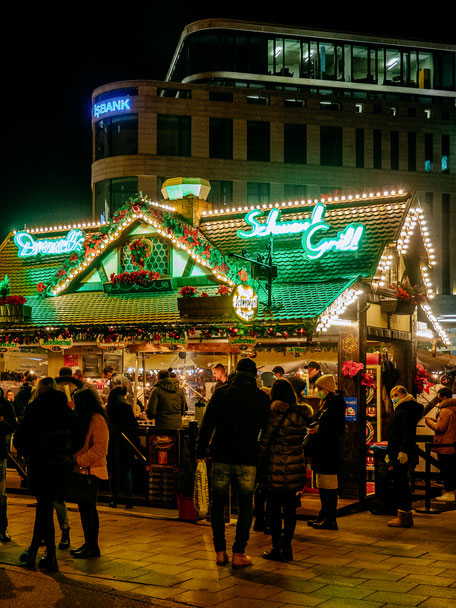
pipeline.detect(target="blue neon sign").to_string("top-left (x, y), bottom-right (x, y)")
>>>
top-left (237, 203), bottom-right (364, 261)
top-left (14, 229), bottom-right (85, 258)
top-left (92, 97), bottom-right (131, 119)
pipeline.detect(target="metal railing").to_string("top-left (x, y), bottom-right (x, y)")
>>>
top-left (415, 440), bottom-right (456, 514)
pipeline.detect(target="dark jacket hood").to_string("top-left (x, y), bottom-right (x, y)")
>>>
top-left (271, 399), bottom-right (314, 419)
top-left (157, 378), bottom-right (179, 393)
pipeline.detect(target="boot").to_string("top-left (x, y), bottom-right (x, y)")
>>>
top-left (58, 527), bottom-right (70, 550)
top-left (387, 510), bottom-right (413, 528)
top-left (307, 514), bottom-right (325, 527)
top-left (19, 547), bottom-right (38, 568)
top-left (281, 544), bottom-right (293, 561)
top-left (125, 497), bottom-right (133, 509)
top-left (70, 543), bottom-right (87, 556)
top-left (0, 530), bottom-right (11, 543)
top-left (232, 552), bottom-right (252, 568)
top-left (39, 546), bottom-right (58, 571)
top-left (311, 517), bottom-right (338, 530)
top-left (72, 545), bottom-right (101, 559)
top-left (262, 547), bottom-right (283, 561)
top-left (215, 551), bottom-right (229, 565)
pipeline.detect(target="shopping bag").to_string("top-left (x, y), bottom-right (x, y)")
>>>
top-left (193, 460), bottom-right (209, 512)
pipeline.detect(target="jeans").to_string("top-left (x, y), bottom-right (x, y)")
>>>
top-left (54, 499), bottom-right (69, 530)
top-left (211, 463), bottom-right (256, 553)
top-left (0, 459), bottom-right (7, 533)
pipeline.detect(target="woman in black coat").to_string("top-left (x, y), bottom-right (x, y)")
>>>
top-left (305, 374), bottom-right (346, 531)
top-left (13, 377), bottom-right (85, 570)
top-left (106, 386), bottom-right (139, 508)
top-left (258, 379), bottom-right (313, 561)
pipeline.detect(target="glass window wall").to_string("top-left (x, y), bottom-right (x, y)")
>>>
top-left (95, 115), bottom-right (138, 160)
top-left (157, 115), bottom-right (191, 157)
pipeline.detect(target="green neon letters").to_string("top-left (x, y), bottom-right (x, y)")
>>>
top-left (14, 229), bottom-right (84, 258)
top-left (237, 203), bottom-right (364, 260)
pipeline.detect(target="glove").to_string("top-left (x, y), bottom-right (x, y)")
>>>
top-left (398, 451), bottom-right (408, 465)
top-left (384, 454), bottom-right (390, 464)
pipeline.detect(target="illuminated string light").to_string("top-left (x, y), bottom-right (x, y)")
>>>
top-left (421, 304), bottom-right (451, 346)
top-left (316, 288), bottom-right (364, 333)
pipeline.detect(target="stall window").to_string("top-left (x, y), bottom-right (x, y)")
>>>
top-left (247, 121), bottom-right (270, 161)
top-left (95, 114), bottom-right (138, 160)
top-left (425, 133), bottom-right (433, 171)
top-left (284, 123), bottom-right (307, 164)
top-left (284, 184), bottom-right (307, 200)
top-left (94, 177), bottom-right (138, 220)
top-left (356, 128), bottom-right (364, 168)
top-left (320, 126), bottom-right (342, 166)
top-left (373, 129), bottom-right (382, 169)
top-left (209, 118), bottom-right (233, 159)
top-left (157, 115), bottom-right (191, 156)
top-left (247, 182), bottom-right (270, 205)
top-left (408, 132), bottom-right (417, 171)
top-left (442, 134), bottom-right (450, 173)
top-left (391, 131), bottom-right (399, 170)
top-left (208, 181), bottom-right (233, 208)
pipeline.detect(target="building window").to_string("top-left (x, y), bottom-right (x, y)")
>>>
top-left (356, 129), bottom-right (364, 168)
top-left (425, 133), bottom-right (433, 171)
top-left (208, 181), bottom-right (233, 208)
top-left (157, 115), bottom-right (191, 156)
top-left (247, 182), bottom-right (270, 205)
top-left (209, 118), bottom-right (233, 159)
top-left (94, 177), bottom-right (138, 220)
top-left (246, 95), bottom-right (269, 105)
top-left (95, 115), bottom-right (138, 160)
top-left (284, 184), bottom-right (308, 200)
top-left (93, 87), bottom-right (138, 103)
top-left (442, 134), bottom-right (450, 173)
top-left (442, 194), bottom-right (450, 294)
top-left (320, 126), bottom-right (342, 167)
top-left (408, 132), bottom-right (417, 171)
top-left (391, 131), bottom-right (399, 170)
top-left (247, 121), bottom-right (270, 161)
top-left (209, 91), bottom-right (233, 102)
top-left (373, 129), bottom-right (382, 169)
top-left (284, 123), bottom-right (307, 164)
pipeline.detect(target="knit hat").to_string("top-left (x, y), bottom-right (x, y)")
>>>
top-left (315, 374), bottom-right (336, 393)
top-left (305, 361), bottom-right (321, 370)
top-left (236, 357), bottom-right (257, 375)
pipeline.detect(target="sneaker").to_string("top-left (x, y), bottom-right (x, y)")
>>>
top-left (232, 553), bottom-right (252, 568)
top-left (436, 491), bottom-right (456, 502)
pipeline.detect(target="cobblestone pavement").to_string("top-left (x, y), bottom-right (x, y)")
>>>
top-left (1, 494), bottom-right (456, 608)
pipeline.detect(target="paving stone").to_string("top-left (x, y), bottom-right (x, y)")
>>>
top-left (366, 590), bottom-right (429, 605)
top-left (265, 590), bottom-right (325, 606)
top-left (350, 569), bottom-right (405, 581)
top-left (310, 598), bottom-right (384, 608)
top-left (410, 585), bottom-right (456, 599)
top-left (356, 579), bottom-right (420, 593)
top-left (399, 574), bottom-right (455, 587)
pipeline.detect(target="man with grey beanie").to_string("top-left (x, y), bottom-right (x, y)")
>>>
top-left (196, 357), bottom-right (269, 568)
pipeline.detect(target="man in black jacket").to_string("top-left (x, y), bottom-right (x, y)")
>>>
top-left (196, 358), bottom-right (269, 568)
top-left (0, 388), bottom-right (18, 542)
top-left (386, 385), bottom-right (423, 528)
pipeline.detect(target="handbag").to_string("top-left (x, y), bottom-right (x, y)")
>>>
top-left (193, 460), bottom-right (209, 512)
top-left (63, 471), bottom-right (98, 503)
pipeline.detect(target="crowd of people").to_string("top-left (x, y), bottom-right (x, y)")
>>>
top-left (0, 358), bottom-right (455, 572)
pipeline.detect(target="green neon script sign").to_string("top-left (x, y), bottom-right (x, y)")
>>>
top-left (237, 204), bottom-right (364, 260)
top-left (14, 229), bottom-right (84, 258)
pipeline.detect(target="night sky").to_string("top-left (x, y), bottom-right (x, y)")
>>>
top-left (4, 7), bottom-right (455, 242)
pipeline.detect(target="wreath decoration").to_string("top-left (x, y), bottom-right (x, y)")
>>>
top-left (129, 238), bottom-right (153, 268)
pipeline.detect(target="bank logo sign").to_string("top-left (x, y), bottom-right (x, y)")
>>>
top-left (92, 97), bottom-right (131, 119)
top-left (237, 203), bottom-right (364, 260)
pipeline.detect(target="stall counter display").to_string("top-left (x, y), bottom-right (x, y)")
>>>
top-left (147, 430), bottom-right (180, 507)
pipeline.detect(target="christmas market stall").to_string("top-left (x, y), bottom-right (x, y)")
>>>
top-left (0, 177), bottom-right (450, 511)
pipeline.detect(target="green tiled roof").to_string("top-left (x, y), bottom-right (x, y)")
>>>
top-left (200, 196), bottom-right (409, 283)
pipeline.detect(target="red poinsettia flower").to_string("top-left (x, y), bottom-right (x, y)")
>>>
top-left (342, 360), bottom-right (364, 378)
top-left (238, 269), bottom-right (249, 282)
top-left (217, 285), bottom-right (231, 296)
top-left (36, 282), bottom-right (46, 294)
top-left (179, 286), bottom-right (198, 297)
top-left (200, 292), bottom-right (209, 297)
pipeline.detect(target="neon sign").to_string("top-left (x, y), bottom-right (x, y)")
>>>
top-left (14, 229), bottom-right (84, 258)
top-left (237, 203), bottom-right (364, 260)
top-left (92, 97), bottom-right (131, 119)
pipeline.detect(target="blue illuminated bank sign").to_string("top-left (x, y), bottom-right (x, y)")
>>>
top-left (237, 203), bottom-right (364, 261)
top-left (14, 229), bottom-right (84, 258)
top-left (92, 97), bottom-right (131, 119)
